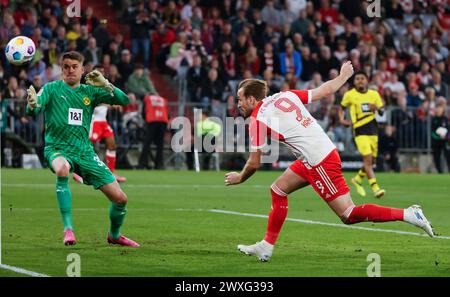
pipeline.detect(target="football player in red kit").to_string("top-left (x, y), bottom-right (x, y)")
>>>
top-left (225, 61), bottom-right (434, 262)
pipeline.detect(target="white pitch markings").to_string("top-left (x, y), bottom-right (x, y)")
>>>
top-left (206, 209), bottom-right (450, 240)
top-left (0, 264), bottom-right (50, 277)
top-left (7, 208), bottom-right (198, 212)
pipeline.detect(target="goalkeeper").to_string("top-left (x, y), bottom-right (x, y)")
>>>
top-left (26, 51), bottom-right (139, 247)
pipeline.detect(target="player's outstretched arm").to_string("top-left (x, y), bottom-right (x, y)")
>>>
top-left (225, 151), bottom-right (262, 186)
top-left (86, 70), bottom-right (130, 106)
top-left (310, 61), bottom-right (354, 101)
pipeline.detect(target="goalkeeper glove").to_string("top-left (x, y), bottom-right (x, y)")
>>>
top-left (85, 70), bottom-right (115, 93)
top-left (27, 85), bottom-right (38, 110)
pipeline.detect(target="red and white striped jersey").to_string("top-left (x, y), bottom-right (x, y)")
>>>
top-left (249, 90), bottom-right (336, 167)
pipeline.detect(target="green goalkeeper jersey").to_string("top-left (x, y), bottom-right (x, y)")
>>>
top-left (26, 80), bottom-right (129, 153)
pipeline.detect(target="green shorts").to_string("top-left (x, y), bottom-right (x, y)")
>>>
top-left (44, 146), bottom-right (116, 189)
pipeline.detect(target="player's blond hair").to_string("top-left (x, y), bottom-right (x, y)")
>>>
top-left (237, 79), bottom-right (268, 101)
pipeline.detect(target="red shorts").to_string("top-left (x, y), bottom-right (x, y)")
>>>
top-left (89, 121), bottom-right (114, 143)
top-left (289, 149), bottom-right (350, 202)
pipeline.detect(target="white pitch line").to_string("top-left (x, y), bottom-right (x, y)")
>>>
top-left (207, 209), bottom-right (450, 240)
top-left (0, 264), bottom-right (50, 277)
top-left (5, 206), bottom-right (448, 239)
top-left (2, 183), bottom-right (267, 189)
top-left (6, 208), bottom-right (198, 212)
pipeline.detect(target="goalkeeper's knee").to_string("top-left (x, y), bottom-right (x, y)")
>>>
top-left (112, 190), bottom-right (128, 205)
top-left (54, 163), bottom-right (70, 177)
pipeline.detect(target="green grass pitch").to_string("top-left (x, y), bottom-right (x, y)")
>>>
top-left (1, 169), bottom-right (449, 276)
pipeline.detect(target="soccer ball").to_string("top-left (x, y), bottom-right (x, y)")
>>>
top-left (5, 36), bottom-right (36, 66)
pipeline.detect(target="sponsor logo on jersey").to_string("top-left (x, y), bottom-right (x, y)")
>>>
top-left (361, 103), bottom-right (371, 112)
top-left (83, 97), bottom-right (91, 106)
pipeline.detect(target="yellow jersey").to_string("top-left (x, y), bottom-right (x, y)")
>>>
top-left (340, 88), bottom-right (384, 136)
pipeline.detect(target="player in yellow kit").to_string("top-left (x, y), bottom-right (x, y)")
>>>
top-left (339, 71), bottom-right (386, 198)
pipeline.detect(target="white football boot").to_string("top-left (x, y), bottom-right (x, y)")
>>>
top-left (237, 240), bottom-right (274, 262)
top-left (404, 205), bottom-right (434, 237)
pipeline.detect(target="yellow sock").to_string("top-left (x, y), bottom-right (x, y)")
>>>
top-left (369, 178), bottom-right (380, 192)
top-left (354, 169), bottom-right (366, 184)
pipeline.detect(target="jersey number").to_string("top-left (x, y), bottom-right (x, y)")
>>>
top-left (274, 98), bottom-right (303, 121)
top-left (274, 98), bottom-right (313, 127)
top-left (93, 155), bottom-right (106, 168)
top-left (315, 180), bottom-right (324, 194)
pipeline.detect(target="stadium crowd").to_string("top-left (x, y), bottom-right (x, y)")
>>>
top-left (1, 0), bottom-right (450, 171)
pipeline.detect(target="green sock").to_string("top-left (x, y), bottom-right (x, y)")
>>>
top-left (354, 169), bottom-right (366, 184)
top-left (56, 176), bottom-right (74, 231)
top-left (109, 202), bottom-right (127, 240)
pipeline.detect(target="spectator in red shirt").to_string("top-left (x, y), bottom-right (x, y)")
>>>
top-left (360, 24), bottom-right (374, 44)
top-left (138, 94), bottom-right (169, 170)
top-left (208, 6), bottom-right (225, 36)
top-left (152, 22), bottom-right (176, 72)
top-left (386, 48), bottom-right (400, 73)
top-left (378, 60), bottom-right (391, 82)
top-left (152, 22), bottom-right (175, 57)
top-left (319, 0), bottom-right (339, 25)
top-left (80, 6), bottom-right (98, 33)
top-left (13, 2), bottom-right (27, 28)
top-left (438, 9), bottom-right (450, 30)
top-left (200, 22), bottom-right (214, 54)
top-left (243, 46), bottom-right (261, 76)
top-left (233, 32), bottom-right (252, 73)
top-left (417, 61), bottom-right (433, 86)
top-left (219, 41), bottom-right (237, 82)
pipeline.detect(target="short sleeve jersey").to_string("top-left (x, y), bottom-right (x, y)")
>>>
top-left (340, 88), bottom-right (384, 136)
top-left (249, 90), bottom-right (336, 167)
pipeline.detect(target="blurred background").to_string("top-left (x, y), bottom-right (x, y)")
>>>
top-left (0, 0), bottom-right (449, 173)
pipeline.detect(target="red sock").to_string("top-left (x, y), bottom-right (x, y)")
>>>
top-left (344, 204), bottom-right (404, 224)
top-left (264, 185), bottom-right (288, 245)
top-left (106, 150), bottom-right (116, 173)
